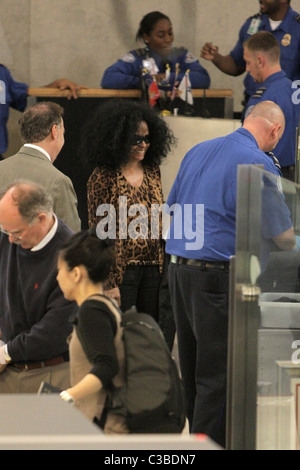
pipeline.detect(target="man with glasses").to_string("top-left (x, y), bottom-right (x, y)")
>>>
top-left (0, 101), bottom-right (81, 232)
top-left (0, 180), bottom-right (77, 393)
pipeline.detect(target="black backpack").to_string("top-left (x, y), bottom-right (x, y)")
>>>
top-left (103, 304), bottom-right (186, 434)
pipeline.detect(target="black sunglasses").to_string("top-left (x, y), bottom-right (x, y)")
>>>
top-left (132, 134), bottom-right (150, 146)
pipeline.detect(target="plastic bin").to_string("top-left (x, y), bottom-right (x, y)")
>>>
top-left (259, 292), bottom-right (300, 328)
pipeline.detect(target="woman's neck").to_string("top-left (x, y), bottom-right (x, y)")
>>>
top-left (121, 161), bottom-right (144, 188)
top-left (76, 283), bottom-right (104, 306)
top-left (122, 159), bottom-right (143, 172)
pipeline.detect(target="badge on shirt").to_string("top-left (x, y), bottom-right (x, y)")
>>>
top-left (281, 34), bottom-right (291, 46)
top-left (142, 58), bottom-right (159, 75)
top-left (247, 18), bottom-right (261, 35)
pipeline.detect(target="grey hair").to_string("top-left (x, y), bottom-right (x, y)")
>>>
top-left (0, 179), bottom-right (53, 222)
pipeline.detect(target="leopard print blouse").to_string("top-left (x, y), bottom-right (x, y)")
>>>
top-left (87, 165), bottom-right (165, 289)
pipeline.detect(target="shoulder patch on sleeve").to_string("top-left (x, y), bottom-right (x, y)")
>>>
top-left (121, 52), bottom-right (136, 63)
top-left (135, 48), bottom-right (147, 57)
top-left (244, 105), bottom-right (254, 119)
top-left (185, 51), bottom-right (197, 64)
top-left (295, 15), bottom-right (300, 23)
top-left (247, 12), bottom-right (261, 20)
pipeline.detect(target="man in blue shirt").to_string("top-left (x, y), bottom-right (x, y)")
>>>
top-left (165, 100), bottom-right (296, 448)
top-left (0, 64), bottom-right (84, 159)
top-left (243, 31), bottom-right (300, 180)
top-left (201, 0), bottom-right (300, 106)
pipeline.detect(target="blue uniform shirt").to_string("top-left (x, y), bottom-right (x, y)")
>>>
top-left (0, 65), bottom-right (28, 154)
top-left (101, 46), bottom-right (210, 90)
top-left (230, 6), bottom-right (300, 97)
top-left (165, 128), bottom-right (282, 261)
top-left (244, 71), bottom-right (300, 168)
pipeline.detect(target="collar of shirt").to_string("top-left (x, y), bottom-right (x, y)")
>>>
top-left (31, 214), bottom-right (58, 252)
top-left (263, 6), bottom-right (294, 33)
top-left (23, 144), bottom-right (51, 162)
top-left (268, 19), bottom-right (282, 31)
top-left (236, 127), bottom-right (260, 148)
top-left (261, 70), bottom-right (286, 86)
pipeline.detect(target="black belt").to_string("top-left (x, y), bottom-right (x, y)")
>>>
top-left (282, 165), bottom-right (295, 171)
top-left (10, 353), bottom-right (69, 371)
top-left (170, 255), bottom-right (229, 271)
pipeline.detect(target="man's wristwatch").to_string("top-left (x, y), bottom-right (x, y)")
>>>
top-left (60, 390), bottom-right (75, 404)
top-left (4, 344), bottom-right (11, 363)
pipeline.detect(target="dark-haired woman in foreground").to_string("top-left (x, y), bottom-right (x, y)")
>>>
top-left (57, 229), bottom-right (128, 433)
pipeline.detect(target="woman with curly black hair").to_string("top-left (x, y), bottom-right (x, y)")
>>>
top-left (82, 99), bottom-right (176, 321)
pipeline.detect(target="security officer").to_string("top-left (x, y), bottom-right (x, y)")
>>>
top-left (101, 11), bottom-right (210, 90)
top-left (0, 64), bottom-right (27, 159)
top-left (165, 101), bottom-right (291, 449)
top-left (201, 0), bottom-right (300, 106)
top-left (243, 31), bottom-right (300, 180)
top-left (0, 63), bottom-right (85, 159)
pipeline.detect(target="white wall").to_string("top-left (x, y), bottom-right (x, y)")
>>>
top-left (1, 0), bottom-right (300, 155)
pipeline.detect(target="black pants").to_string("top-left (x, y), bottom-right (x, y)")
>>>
top-left (281, 165), bottom-right (295, 182)
top-left (119, 265), bottom-right (160, 321)
top-left (168, 261), bottom-right (229, 448)
top-left (158, 252), bottom-right (176, 351)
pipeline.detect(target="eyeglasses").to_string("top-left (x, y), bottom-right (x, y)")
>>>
top-left (0, 226), bottom-right (25, 241)
top-left (0, 216), bottom-right (39, 241)
top-left (132, 134), bottom-right (150, 146)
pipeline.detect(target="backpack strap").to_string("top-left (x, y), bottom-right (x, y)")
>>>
top-left (87, 294), bottom-right (126, 430)
top-left (87, 293), bottom-right (123, 321)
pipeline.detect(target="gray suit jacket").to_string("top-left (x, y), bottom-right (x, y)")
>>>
top-left (0, 146), bottom-right (81, 232)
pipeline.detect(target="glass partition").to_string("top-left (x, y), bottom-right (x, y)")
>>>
top-left (227, 165), bottom-right (300, 450)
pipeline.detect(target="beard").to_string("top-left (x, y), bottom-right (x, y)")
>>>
top-left (259, 0), bottom-right (281, 16)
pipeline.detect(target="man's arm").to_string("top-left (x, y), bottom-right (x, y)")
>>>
top-left (52, 175), bottom-right (81, 233)
top-left (6, 284), bottom-right (76, 362)
top-left (200, 43), bottom-right (245, 76)
top-left (37, 78), bottom-right (87, 99)
top-left (272, 226), bottom-right (296, 251)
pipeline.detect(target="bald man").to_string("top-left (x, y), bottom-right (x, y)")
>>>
top-left (165, 100), bottom-right (296, 448)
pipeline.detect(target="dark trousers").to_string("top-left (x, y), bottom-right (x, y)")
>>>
top-left (168, 261), bottom-right (229, 448)
top-left (158, 252), bottom-right (176, 351)
top-left (281, 165), bottom-right (295, 182)
top-left (119, 265), bottom-right (160, 321)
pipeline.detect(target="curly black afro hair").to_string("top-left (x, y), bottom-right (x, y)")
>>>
top-left (80, 99), bottom-right (176, 171)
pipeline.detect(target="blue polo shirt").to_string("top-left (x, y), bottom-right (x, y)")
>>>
top-left (165, 128), bottom-right (282, 261)
top-left (0, 65), bottom-right (28, 154)
top-left (244, 71), bottom-right (300, 168)
top-left (230, 6), bottom-right (300, 97)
